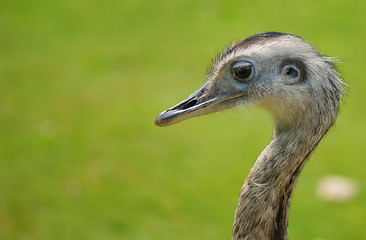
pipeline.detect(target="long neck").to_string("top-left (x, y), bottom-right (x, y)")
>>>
top-left (232, 120), bottom-right (331, 240)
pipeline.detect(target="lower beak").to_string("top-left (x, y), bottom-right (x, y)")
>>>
top-left (155, 82), bottom-right (243, 127)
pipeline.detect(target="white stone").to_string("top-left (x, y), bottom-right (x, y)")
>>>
top-left (317, 175), bottom-right (358, 202)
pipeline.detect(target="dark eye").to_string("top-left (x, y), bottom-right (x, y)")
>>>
top-left (232, 62), bottom-right (253, 82)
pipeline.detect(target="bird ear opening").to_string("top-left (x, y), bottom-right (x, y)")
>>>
top-left (282, 65), bottom-right (300, 85)
top-left (280, 58), bottom-right (307, 85)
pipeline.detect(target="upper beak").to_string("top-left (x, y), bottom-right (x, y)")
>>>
top-left (155, 82), bottom-right (243, 127)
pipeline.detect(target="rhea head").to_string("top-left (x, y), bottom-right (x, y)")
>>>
top-left (155, 32), bottom-right (344, 130)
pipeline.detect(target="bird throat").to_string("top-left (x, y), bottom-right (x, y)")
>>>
top-left (232, 121), bottom-right (329, 240)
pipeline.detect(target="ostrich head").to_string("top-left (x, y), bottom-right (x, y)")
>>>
top-left (155, 32), bottom-right (344, 129)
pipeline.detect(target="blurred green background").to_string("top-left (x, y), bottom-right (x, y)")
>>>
top-left (1, 0), bottom-right (366, 239)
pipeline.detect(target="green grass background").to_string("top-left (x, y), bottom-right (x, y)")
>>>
top-left (1, 0), bottom-right (366, 239)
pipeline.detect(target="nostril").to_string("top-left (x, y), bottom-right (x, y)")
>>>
top-left (181, 99), bottom-right (197, 109)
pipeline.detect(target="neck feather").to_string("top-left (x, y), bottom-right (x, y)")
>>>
top-left (232, 117), bottom-right (333, 240)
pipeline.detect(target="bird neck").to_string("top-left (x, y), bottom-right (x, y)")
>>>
top-left (232, 120), bottom-right (331, 240)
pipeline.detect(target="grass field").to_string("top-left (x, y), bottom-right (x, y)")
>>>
top-left (1, 0), bottom-right (366, 239)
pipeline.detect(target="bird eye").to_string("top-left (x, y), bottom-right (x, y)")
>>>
top-left (232, 62), bottom-right (253, 82)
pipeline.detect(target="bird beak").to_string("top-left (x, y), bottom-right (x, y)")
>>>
top-left (155, 82), bottom-right (243, 127)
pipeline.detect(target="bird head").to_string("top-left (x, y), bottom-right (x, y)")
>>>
top-left (155, 32), bottom-right (344, 128)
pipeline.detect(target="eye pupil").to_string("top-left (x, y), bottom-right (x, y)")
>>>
top-left (233, 66), bottom-right (252, 81)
